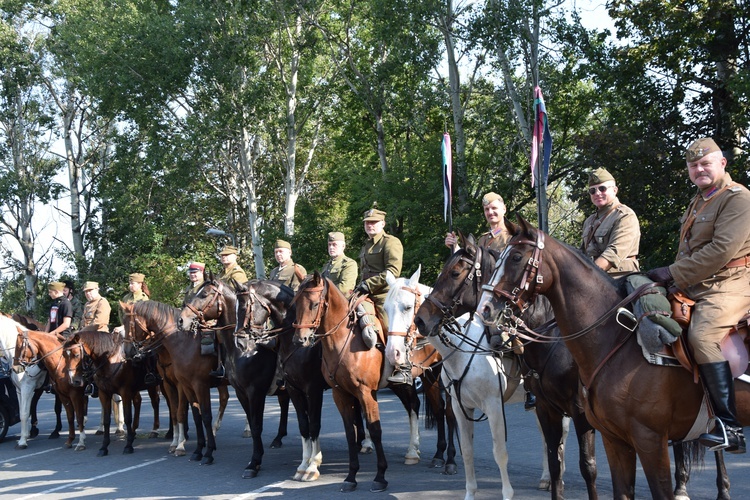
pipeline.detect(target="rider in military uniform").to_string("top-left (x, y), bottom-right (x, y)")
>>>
top-left (269, 239), bottom-right (307, 292)
top-left (648, 137), bottom-right (750, 454)
top-left (445, 192), bottom-right (511, 253)
top-left (321, 231), bottom-right (358, 296)
top-left (81, 281), bottom-right (112, 333)
top-left (353, 208), bottom-right (406, 383)
top-left (183, 262), bottom-right (206, 305)
top-left (219, 245), bottom-right (248, 284)
top-left (581, 168), bottom-right (641, 275)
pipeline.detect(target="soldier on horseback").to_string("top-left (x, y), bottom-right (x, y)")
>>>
top-left (648, 137), bottom-right (750, 454)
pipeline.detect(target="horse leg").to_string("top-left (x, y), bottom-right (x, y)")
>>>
top-left (633, 435), bottom-right (675, 499)
top-left (188, 402), bottom-right (206, 462)
top-left (359, 389), bottom-right (388, 492)
top-left (390, 383), bottom-right (421, 464)
top-left (423, 378), bottom-right (447, 469)
top-left (535, 405), bottom-right (565, 498)
top-left (487, 406), bottom-right (514, 500)
top-left (123, 393), bottom-right (136, 454)
top-left (198, 391), bottom-right (216, 465)
top-left (51, 393), bottom-right (63, 439)
top-left (288, 386), bottom-right (313, 481)
top-left (147, 385), bottom-right (160, 437)
top-left (672, 442), bottom-right (688, 500)
top-left (452, 400), bottom-right (478, 500)
top-left (304, 386), bottom-right (325, 482)
top-left (572, 412), bottom-right (597, 500)
top-left (74, 392), bottom-right (87, 451)
top-left (212, 384), bottom-right (229, 436)
top-left (242, 387), bottom-right (268, 478)
top-left (29, 385), bottom-right (42, 438)
top-left (270, 389), bottom-right (289, 448)
top-left (353, 399), bottom-right (373, 453)
top-left (714, 449), bottom-right (730, 500)
top-left (113, 395), bottom-right (125, 435)
top-left (14, 375), bottom-right (36, 449)
top-left (96, 392), bottom-right (112, 455)
top-left (332, 388), bottom-right (362, 492)
top-left (173, 389), bottom-right (189, 457)
top-left (600, 434), bottom-right (637, 499)
top-left (444, 391), bottom-right (458, 475)
top-left (132, 391), bottom-right (142, 434)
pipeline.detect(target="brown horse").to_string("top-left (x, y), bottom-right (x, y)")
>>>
top-left (293, 272), bottom-right (422, 492)
top-left (179, 278), bottom-right (291, 478)
top-left (121, 300), bottom-right (229, 464)
top-left (414, 234), bottom-right (597, 499)
top-left (483, 215), bottom-right (750, 499)
top-left (12, 328), bottom-right (89, 450)
top-left (61, 330), bottom-right (160, 456)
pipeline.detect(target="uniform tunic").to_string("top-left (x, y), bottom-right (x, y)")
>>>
top-left (69, 296), bottom-right (83, 331)
top-left (668, 173), bottom-right (750, 363)
top-left (581, 198), bottom-right (641, 274)
top-left (183, 280), bottom-right (204, 307)
top-left (119, 290), bottom-right (149, 324)
top-left (269, 260), bottom-right (307, 292)
top-left (477, 228), bottom-right (511, 254)
top-left (359, 231), bottom-right (403, 329)
top-left (321, 255), bottom-right (358, 297)
top-left (220, 265), bottom-right (248, 285)
top-left (81, 297), bottom-right (112, 332)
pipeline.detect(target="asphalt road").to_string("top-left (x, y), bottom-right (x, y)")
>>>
top-left (1, 386), bottom-right (749, 499)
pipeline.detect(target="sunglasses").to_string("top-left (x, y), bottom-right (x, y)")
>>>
top-left (588, 185), bottom-right (611, 195)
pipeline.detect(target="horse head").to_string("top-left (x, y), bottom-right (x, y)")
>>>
top-left (384, 266), bottom-right (429, 367)
top-left (61, 334), bottom-right (87, 388)
top-left (12, 326), bottom-right (35, 372)
top-left (180, 278), bottom-right (234, 332)
top-left (235, 279), bottom-right (294, 351)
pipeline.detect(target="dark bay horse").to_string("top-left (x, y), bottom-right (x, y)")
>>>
top-left (61, 330), bottom-right (160, 456)
top-left (179, 278), bottom-right (290, 478)
top-left (12, 328), bottom-right (88, 450)
top-left (121, 300), bottom-right (229, 465)
top-left (293, 272), bottom-right (422, 492)
top-left (484, 216), bottom-right (750, 499)
top-left (414, 234), bottom-right (596, 500)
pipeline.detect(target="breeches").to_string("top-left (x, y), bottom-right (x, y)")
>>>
top-left (686, 268), bottom-right (750, 364)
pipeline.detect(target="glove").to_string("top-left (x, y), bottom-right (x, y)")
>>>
top-left (646, 266), bottom-right (673, 284)
top-left (354, 281), bottom-right (370, 295)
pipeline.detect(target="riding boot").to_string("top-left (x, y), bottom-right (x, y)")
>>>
top-left (524, 389), bottom-right (536, 411)
top-left (356, 303), bottom-right (378, 349)
top-left (698, 361), bottom-right (745, 454)
top-left (387, 363), bottom-right (413, 385)
top-left (209, 344), bottom-right (225, 378)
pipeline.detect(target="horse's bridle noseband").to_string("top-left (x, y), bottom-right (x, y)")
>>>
top-left (490, 231), bottom-right (546, 315)
top-left (426, 245), bottom-right (484, 331)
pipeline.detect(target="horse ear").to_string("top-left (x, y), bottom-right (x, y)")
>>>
top-left (456, 228), bottom-right (466, 247)
top-left (119, 301), bottom-right (131, 312)
top-left (515, 213), bottom-right (535, 234)
top-left (206, 269), bottom-right (213, 282)
top-left (504, 216), bottom-right (520, 236)
top-left (410, 265), bottom-right (421, 284)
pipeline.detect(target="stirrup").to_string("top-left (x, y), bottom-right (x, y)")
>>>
top-left (209, 365), bottom-right (225, 378)
top-left (387, 369), bottom-right (412, 385)
top-left (700, 419), bottom-right (731, 451)
top-left (524, 392), bottom-right (536, 411)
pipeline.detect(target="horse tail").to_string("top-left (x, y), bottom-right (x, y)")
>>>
top-left (674, 440), bottom-right (705, 478)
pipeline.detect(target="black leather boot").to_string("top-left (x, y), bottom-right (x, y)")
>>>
top-left (387, 365), bottom-right (412, 385)
top-left (698, 361), bottom-right (745, 454)
top-left (524, 390), bottom-right (536, 411)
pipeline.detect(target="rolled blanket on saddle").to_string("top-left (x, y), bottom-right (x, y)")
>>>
top-left (625, 274), bottom-right (683, 353)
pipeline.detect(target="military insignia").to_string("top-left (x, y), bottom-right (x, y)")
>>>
top-left (365, 209), bottom-right (374, 217)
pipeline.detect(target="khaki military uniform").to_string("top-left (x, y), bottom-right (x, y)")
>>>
top-left (81, 298), bottom-right (112, 332)
top-left (119, 290), bottom-right (149, 324)
top-left (269, 260), bottom-right (307, 292)
top-left (359, 231), bottom-right (403, 329)
top-left (183, 280), bottom-right (204, 306)
top-left (220, 265), bottom-right (248, 285)
top-left (69, 296), bottom-right (83, 331)
top-left (478, 228), bottom-right (512, 254)
top-left (581, 199), bottom-right (641, 274)
top-left (322, 255), bottom-right (358, 297)
top-left (669, 173), bottom-right (750, 364)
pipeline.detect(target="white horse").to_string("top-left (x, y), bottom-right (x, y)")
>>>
top-left (385, 267), bottom-right (518, 500)
top-left (0, 316), bottom-right (47, 449)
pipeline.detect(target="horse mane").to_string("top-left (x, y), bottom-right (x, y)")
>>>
top-left (132, 300), bottom-right (180, 331)
top-left (249, 279), bottom-right (296, 327)
top-left (71, 329), bottom-right (122, 356)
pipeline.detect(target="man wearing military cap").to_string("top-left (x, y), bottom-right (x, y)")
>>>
top-left (647, 137), bottom-right (750, 454)
top-left (445, 192), bottom-right (511, 252)
top-left (321, 232), bottom-right (358, 296)
top-left (46, 281), bottom-right (73, 337)
top-left (269, 239), bottom-right (307, 292)
top-left (121, 273), bottom-right (150, 304)
top-left (183, 262), bottom-right (206, 305)
top-left (81, 281), bottom-right (112, 333)
top-left (581, 167), bottom-right (641, 275)
top-left (219, 245), bottom-right (248, 284)
top-left (354, 207), bottom-right (406, 382)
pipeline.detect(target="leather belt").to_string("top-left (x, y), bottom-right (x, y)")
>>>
top-left (725, 255), bottom-right (750, 268)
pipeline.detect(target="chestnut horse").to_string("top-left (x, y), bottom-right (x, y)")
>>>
top-left (179, 278), bottom-right (291, 478)
top-left (414, 235), bottom-right (595, 500)
top-left (62, 330), bottom-right (160, 456)
top-left (12, 328), bottom-right (88, 450)
top-left (120, 300), bottom-right (228, 464)
top-left (484, 216), bottom-right (750, 499)
top-left (293, 272), bottom-right (422, 492)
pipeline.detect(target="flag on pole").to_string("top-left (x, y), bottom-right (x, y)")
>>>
top-left (442, 132), bottom-right (453, 229)
top-left (530, 86), bottom-right (552, 188)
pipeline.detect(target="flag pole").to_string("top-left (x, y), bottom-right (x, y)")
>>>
top-left (442, 129), bottom-right (453, 234)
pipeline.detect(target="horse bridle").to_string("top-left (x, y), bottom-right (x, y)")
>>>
top-left (490, 231), bottom-right (546, 315)
top-left (426, 245), bottom-right (484, 331)
top-left (184, 282), bottom-right (225, 330)
top-left (292, 278), bottom-right (356, 344)
top-left (235, 287), bottom-right (283, 345)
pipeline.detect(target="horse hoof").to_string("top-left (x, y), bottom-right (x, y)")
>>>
top-left (404, 457), bottom-right (419, 465)
top-left (190, 452), bottom-right (203, 461)
top-left (242, 430), bottom-right (252, 438)
top-left (242, 467), bottom-right (259, 479)
top-left (30, 427), bottom-right (39, 438)
top-left (293, 471), bottom-right (304, 481)
top-left (340, 481), bottom-right (357, 492)
top-left (359, 446), bottom-right (373, 454)
top-left (49, 431), bottom-right (60, 439)
top-left (95, 430), bottom-right (104, 436)
top-left (443, 464), bottom-right (458, 476)
top-left (75, 445), bottom-right (86, 451)
top-left (123, 446), bottom-right (134, 454)
top-left (301, 470), bottom-right (320, 482)
top-left (429, 458), bottom-right (445, 468)
top-left (538, 479), bottom-right (551, 491)
top-left (370, 480), bottom-right (388, 492)
top-left (270, 438), bottom-right (283, 449)
top-left (64, 443), bottom-right (72, 449)
top-left (200, 456), bottom-right (214, 466)
top-left (97, 449), bottom-right (108, 457)
top-left (15, 443), bottom-right (28, 450)
top-left (148, 431), bottom-right (159, 439)
top-left (115, 429), bottom-right (126, 437)
top-left (174, 449), bottom-right (186, 457)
